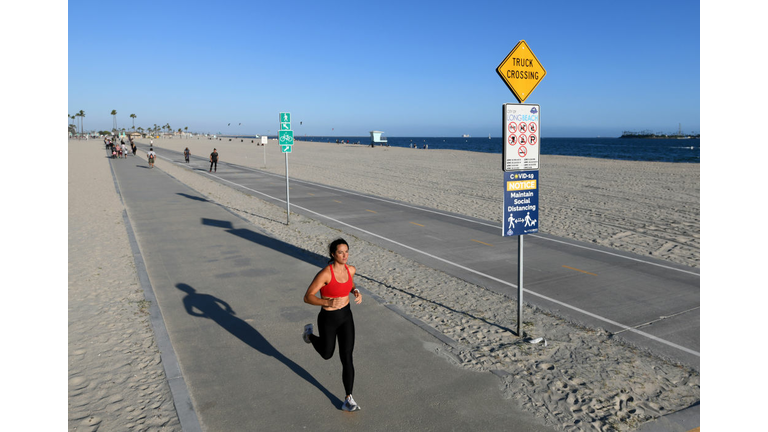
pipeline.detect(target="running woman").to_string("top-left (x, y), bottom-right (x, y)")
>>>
top-left (303, 238), bottom-right (363, 412)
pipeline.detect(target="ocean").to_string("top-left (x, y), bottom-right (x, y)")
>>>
top-left (296, 136), bottom-right (701, 163)
top-left (228, 135), bottom-right (700, 163)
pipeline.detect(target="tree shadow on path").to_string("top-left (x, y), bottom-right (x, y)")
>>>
top-left (175, 282), bottom-right (341, 408)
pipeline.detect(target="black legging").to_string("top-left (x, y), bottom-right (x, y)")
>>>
top-left (210, 160), bottom-right (217, 171)
top-left (310, 304), bottom-right (355, 395)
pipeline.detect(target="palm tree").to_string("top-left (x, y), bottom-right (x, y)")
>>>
top-left (78, 110), bottom-right (85, 135)
top-left (111, 110), bottom-right (117, 131)
top-left (130, 113), bottom-right (137, 130)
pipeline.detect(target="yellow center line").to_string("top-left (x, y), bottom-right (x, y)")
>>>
top-left (308, 193), bottom-right (315, 196)
top-left (471, 239), bottom-right (494, 247)
top-left (563, 265), bottom-right (597, 276)
top-left (333, 200), bottom-right (342, 203)
top-left (366, 209), bottom-right (377, 213)
top-left (410, 222), bottom-right (425, 227)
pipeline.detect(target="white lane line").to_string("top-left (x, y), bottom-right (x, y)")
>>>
top-left (228, 164), bottom-right (699, 277)
top-left (202, 170), bottom-right (700, 357)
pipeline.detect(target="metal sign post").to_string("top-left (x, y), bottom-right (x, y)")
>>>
top-left (518, 236), bottom-right (523, 337)
top-left (262, 135), bottom-right (267, 168)
top-left (279, 113), bottom-right (293, 225)
top-left (285, 151), bottom-right (290, 224)
top-left (503, 170), bottom-right (539, 336)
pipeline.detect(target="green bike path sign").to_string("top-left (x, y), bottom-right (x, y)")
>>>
top-left (279, 130), bottom-right (293, 153)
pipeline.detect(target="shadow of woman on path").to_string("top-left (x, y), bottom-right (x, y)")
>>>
top-left (175, 283), bottom-right (341, 408)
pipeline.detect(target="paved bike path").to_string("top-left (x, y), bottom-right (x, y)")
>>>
top-left (110, 153), bottom-right (553, 431)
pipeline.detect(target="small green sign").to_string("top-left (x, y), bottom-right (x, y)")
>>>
top-left (281, 144), bottom-right (293, 153)
top-left (280, 112), bottom-right (291, 123)
top-left (279, 130), bottom-right (294, 145)
top-left (280, 122), bottom-right (291, 131)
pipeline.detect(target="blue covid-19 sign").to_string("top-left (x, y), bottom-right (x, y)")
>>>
top-left (503, 170), bottom-right (539, 236)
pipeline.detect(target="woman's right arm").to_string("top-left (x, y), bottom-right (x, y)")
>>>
top-left (304, 269), bottom-right (331, 307)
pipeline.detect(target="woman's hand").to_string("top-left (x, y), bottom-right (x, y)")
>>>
top-left (323, 296), bottom-right (349, 310)
top-left (353, 289), bottom-right (362, 304)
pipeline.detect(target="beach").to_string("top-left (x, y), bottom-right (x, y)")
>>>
top-left (69, 137), bottom-right (699, 431)
top-left (68, 141), bottom-right (181, 431)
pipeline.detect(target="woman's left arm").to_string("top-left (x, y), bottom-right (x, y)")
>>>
top-left (349, 266), bottom-right (362, 304)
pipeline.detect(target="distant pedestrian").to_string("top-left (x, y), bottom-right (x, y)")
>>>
top-left (147, 147), bottom-right (156, 168)
top-left (121, 143), bottom-right (128, 158)
top-left (184, 147), bottom-right (190, 163)
top-left (303, 238), bottom-right (363, 412)
top-left (209, 148), bottom-right (218, 172)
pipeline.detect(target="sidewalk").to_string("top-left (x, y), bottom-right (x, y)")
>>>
top-left (110, 154), bottom-right (553, 431)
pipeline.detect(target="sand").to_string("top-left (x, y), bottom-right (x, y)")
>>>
top-left (69, 137), bottom-right (699, 431)
top-left (68, 140), bottom-right (181, 431)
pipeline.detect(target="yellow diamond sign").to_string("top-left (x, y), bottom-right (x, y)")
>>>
top-left (496, 40), bottom-right (546, 103)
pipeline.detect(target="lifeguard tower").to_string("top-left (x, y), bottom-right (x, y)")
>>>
top-left (369, 131), bottom-right (388, 146)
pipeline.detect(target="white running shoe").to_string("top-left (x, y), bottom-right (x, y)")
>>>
top-left (342, 395), bottom-right (360, 412)
top-left (303, 323), bottom-right (313, 344)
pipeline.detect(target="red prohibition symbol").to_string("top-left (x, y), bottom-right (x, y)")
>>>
top-left (529, 134), bottom-right (537, 145)
top-left (508, 122), bottom-right (517, 134)
top-left (508, 135), bottom-right (517, 146)
top-left (519, 123), bottom-right (527, 133)
top-left (528, 122), bottom-right (537, 133)
top-left (519, 134), bottom-right (527, 145)
top-left (518, 146), bottom-right (528, 157)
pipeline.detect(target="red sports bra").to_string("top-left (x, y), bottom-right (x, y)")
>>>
top-left (320, 264), bottom-right (353, 298)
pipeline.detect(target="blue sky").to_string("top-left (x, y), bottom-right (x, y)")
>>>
top-left (68, 0), bottom-right (700, 137)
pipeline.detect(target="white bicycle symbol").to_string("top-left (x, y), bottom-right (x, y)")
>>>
top-left (280, 134), bottom-right (292, 143)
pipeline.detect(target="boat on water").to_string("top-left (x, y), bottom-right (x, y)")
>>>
top-left (462, 134), bottom-right (470, 138)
